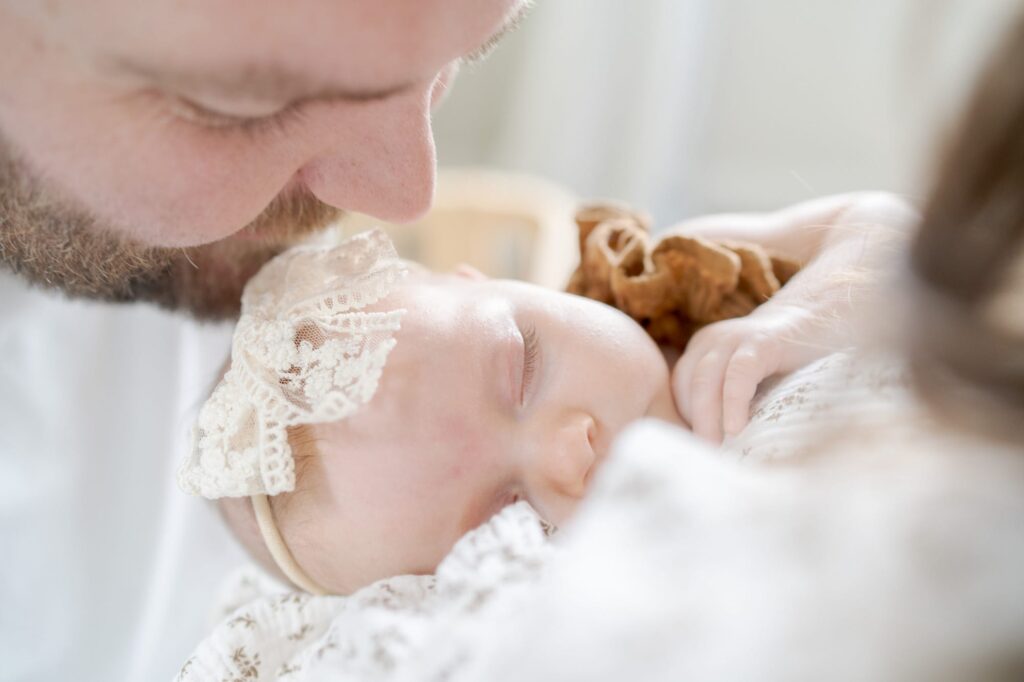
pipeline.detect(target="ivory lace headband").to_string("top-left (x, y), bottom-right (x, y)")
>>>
top-left (178, 229), bottom-right (408, 594)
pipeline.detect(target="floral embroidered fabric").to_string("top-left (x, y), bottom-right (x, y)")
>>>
top-left (723, 350), bottom-right (917, 463)
top-left (175, 501), bottom-right (552, 681)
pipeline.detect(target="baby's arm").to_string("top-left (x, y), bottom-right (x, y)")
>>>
top-left (670, 192), bottom-right (918, 442)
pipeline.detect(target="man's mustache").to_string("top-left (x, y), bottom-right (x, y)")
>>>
top-left (237, 188), bottom-right (343, 243)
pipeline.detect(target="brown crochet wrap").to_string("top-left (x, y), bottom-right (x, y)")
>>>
top-left (567, 202), bottom-right (802, 349)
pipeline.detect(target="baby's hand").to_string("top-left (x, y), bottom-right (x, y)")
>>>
top-left (666, 192), bottom-right (919, 442)
top-left (671, 302), bottom-right (826, 442)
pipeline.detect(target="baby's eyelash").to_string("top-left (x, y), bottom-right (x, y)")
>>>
top-left (521, 324), bottom-right (540, 399)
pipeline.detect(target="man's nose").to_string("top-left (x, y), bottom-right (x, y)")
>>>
top-left (533, 411), bottom-right (599, 501)
top-left (296, 90), bottom-right (437, 223)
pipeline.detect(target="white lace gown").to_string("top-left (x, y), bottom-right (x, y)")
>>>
top-left (176, 501), bottom-right (551, 681)
top-left (177, 351), bottom-right (1024, 682)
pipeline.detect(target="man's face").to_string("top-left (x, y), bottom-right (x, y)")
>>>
top-left (0, 0), bottom-right (525, 317)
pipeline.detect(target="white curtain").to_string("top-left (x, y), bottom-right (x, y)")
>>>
top-left (433, 0), bottom-right (1021, 225)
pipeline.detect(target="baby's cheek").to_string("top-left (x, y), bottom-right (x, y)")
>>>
top-left (429, 413), bottom-right (493, 481)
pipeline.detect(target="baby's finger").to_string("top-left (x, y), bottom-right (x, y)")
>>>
top-left (721, 342), bottom-right (775, 436)
top-left (671, 324), bottom-right (725, 420)
top-left (687, 347), bottom-right (735, 443)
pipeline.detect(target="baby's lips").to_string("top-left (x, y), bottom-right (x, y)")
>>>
top-left (582, 428), bottom-right (611, 492)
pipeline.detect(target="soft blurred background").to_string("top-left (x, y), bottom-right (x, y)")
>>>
top-left (7, 5), bottom-right (1024, 681)
top-left (432, 0), bottom-right (1021, 226)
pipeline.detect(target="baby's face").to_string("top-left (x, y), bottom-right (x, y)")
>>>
top-left (271, 269), bottom-right (678, 593)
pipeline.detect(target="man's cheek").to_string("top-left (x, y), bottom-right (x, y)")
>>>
top-left (77, 125), bottom-right (297, 247)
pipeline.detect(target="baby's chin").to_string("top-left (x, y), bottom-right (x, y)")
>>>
top-left (604, 323), bottom-right (682, 429)
top-left (611, 315), bottom-right (684, 428)
top-left (643, 379), bottom-right (686, 428)
top-left (646, 345), bottom-right (685, 427)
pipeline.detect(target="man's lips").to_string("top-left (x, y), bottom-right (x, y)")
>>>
top-left (229, 228), bottom-right (277, 243)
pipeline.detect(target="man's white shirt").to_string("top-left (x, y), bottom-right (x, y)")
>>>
top-left (0, 271), bottom-right (246, 682)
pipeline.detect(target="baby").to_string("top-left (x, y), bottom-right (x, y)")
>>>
top-left (179, 228), bottom-right (682, 595)
top-left (179, 192), bottom-right (909, 596)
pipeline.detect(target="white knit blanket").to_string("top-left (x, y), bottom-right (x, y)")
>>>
top-left (176, 352), bottom-right (1024, 682)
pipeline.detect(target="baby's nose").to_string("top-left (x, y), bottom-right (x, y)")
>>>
top-left (535, 412), bottom-right (598, 500)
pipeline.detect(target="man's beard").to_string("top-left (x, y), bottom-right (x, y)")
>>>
top-left (0, 142), bottom-right (341, 320)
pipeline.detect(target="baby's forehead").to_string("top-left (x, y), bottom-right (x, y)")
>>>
top-left (314, 273), bottom-right (499, 442)
top-left (378, 271), bottom-right (480, 335)
top-left (361, 274), bottom-right (511, 393)
top-left (303, 271), bottom-right (526, 482)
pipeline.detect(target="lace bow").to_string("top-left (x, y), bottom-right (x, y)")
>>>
top-left (178, 229), bottom-right (407, 498)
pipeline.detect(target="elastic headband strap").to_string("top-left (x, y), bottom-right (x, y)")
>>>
top-left (251, 494), bottom-right (330, 596)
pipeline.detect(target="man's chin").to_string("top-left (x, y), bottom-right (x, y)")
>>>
top-left (172, 239), bottom-right (284, 319)
top-left (0, 213), bottom-right (342, 320)
top-left (143, 217), bottom-right (345, 320)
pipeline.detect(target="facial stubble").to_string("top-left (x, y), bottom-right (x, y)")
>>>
top-left (0, 137), bottom-right (342, 320)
